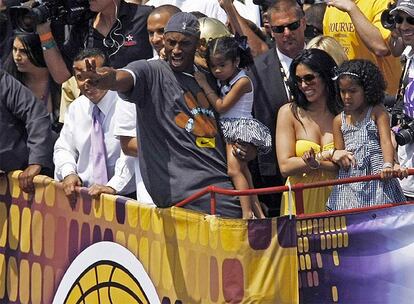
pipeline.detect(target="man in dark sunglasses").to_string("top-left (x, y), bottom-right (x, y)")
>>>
top-left (269, 1), bottom-right (306, 59)
top-left (248, 0), bottom-right (306, 216)
top-left (391, 0), bottom-right (414, 202)
top-left (391, 0), bottom-right (414, 47)
top-left (323, 0), bottom-right (404, 96)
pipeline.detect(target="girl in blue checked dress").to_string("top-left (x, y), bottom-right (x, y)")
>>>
top-left (195, 36), bottom-right (271, 219)
top-left (327, 60), bottom-right (406, 211)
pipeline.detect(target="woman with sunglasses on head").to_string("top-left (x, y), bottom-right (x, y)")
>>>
top-left (276, 48), bottom-right (342, 215)
top-left (3, 31), bottom-right (62, 133)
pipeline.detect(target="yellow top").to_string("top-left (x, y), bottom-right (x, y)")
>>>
top-left (323, 0), bottom-right (401, 95)
top-left (280, 140), bottom-right (337, 216)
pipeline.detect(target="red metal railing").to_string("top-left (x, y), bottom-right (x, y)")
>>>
top-left (175, 169), bottom-right (414, 215)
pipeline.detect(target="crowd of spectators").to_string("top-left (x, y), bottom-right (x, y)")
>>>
top-left (0, 0), bottom-right (413, 219)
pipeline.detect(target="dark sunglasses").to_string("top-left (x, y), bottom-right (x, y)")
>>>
top-left (295, 74), bottom-right (317, 85)
top-left (271, 20), bottom-right (301, 33)
top-left (394, 15), bottom-right (414, 25)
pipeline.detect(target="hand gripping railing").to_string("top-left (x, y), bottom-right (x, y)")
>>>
top-left (175, 169), bottom-right (414, 215)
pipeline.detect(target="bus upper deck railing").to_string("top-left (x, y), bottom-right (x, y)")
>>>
top-left (175, 168), bottom-right (414, 216)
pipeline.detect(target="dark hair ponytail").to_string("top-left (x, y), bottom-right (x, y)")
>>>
top-left (206, 35), bottom-right (253, 69)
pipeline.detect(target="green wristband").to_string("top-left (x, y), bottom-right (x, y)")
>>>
top-left (41, 40), bottom-right (57, 51)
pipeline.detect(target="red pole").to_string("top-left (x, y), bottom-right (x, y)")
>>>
top-left (295, 183), bottom-right (305, 215)
top-left (210, 187), bottom-right (217, 215)
top-left (174, 169), bottom-right (414, 215)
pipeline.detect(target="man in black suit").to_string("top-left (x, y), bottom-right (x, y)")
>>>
top-left (249, 0), bottom-right (306, 216)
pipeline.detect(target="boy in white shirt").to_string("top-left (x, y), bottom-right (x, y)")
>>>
top-left (54, 48), bottom-right (135, 202)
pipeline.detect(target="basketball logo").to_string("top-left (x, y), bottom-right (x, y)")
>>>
top-left (53, 242), bottom-right (160, 304)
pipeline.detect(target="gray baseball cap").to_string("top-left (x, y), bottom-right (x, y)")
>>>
top-left (164, 12), bottom-right (200, 37)
top-left (390, 0), bottom-right (414, 17)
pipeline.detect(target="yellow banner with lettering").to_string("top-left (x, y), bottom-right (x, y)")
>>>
top-left (0, 172), bottom-right (298, 303)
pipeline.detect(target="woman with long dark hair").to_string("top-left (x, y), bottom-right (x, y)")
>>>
top-left (4, 32), bottom-right (61, 131)
top-left (276, 48), bottom-right (342, 215)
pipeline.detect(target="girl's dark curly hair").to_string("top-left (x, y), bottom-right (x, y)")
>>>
top-left (288, 48), bottom-right (341, 119)
top-left (335, 59), bottom-right (386, 106)
top-left (206, 35), bottom-right (253, 69)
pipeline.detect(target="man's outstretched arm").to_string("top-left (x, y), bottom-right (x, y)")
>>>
top-left (81, 59), bottom-right (135, 93)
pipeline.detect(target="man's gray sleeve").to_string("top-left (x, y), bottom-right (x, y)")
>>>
top-left (0, 71), bottom-right (54, 170)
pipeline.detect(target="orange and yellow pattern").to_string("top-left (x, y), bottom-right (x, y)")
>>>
top-left (0, 172), bottom-right (298, 303)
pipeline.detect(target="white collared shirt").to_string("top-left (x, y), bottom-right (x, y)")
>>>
top-left (113, 99), bottom-right (155, 205)
top-left (54, 90), bottom-right (135, 194)
top-left (276, 47), bottom-right (294, 99)
top-left (276, 47), bottom-right (293, 79)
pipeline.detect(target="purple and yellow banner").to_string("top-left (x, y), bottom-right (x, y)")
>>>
top-left (298, 203), bottom-right (414, 304)
top-left (0, 172), bottom-right (298, 303)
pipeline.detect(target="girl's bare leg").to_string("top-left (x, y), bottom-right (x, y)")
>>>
top-left (243, 165), bottom-right (265, 218)
top-left (226, 144), bottom-right (254, 219)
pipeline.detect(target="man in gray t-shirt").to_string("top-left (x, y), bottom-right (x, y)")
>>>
top-left (79, 12), bottom-right (242, 218)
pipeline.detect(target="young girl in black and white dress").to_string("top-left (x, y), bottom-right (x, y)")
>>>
top-left (195, 36), bottom-right (271, 219)
top-left (327, 60), bottom-right (406, 210)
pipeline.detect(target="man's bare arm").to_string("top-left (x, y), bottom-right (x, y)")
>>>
top-left (219, 0), bottom-right (269, 57)
top-left (328, 0), bottom-right (390, 57)
top-left (37, 23), bottom-right (72, 84)
top-left (82, 59), bottom-right (135, 93)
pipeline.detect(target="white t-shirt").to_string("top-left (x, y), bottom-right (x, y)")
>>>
top-left (145, 0), bottom-right (228, 23)
top-left (233, 0), bottom-right (261, 26)
top-left (113, 99), bottom-right (155, 205)
top-left (145, 0), bottom-right (261, 26)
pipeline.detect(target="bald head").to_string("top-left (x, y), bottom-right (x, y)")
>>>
top-left (149, 4), bottom-right (181, 18)
top-left (147, 5), bottom-right (181, 55)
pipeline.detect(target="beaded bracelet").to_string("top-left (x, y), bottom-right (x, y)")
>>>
top-left (329, 148), bottom-right (336, 159)
top-left (308, 159), bottom-right (320, 170)
top-left (39, 32), bottom-right (53, 42)
top-left (41, 40), bottom-right (57, 51)
top-left (315, 152), bottom-right (323, 161)
top-left (382, 162), bottom-right (393, 169)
